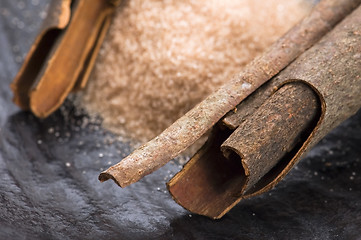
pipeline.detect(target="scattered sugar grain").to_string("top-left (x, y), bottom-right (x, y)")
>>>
top-left (47, 127), bottom-right (54, 134)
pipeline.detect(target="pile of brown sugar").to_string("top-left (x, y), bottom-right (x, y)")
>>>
top-left (78, 0), bottom-right (312, 143)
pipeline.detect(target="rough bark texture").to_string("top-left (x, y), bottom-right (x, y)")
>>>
top-left (250, 4), bottom-right (361, 198)
top-left (10, 0), bottom-right (118, 118)
top-left (100, 0), bottom-right (361, 188)
top-left (168, 5), bottom-right (361, 219)
top-left (221, 82), bottom-right (320, 193)
top-left (168, 82), bottom-right (321, 218)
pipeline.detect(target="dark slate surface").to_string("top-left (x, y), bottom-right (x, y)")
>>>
top-left (0, 1), bottom-right (360, 239)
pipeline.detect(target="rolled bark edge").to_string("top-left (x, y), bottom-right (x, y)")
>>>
top-left (99, 0), bottom-right (361, 188)
top-left (168, 5), bottom-right (361, 218)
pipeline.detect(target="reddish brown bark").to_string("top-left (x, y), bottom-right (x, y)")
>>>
top-left (11, 0), bottom-right (119, 118)
top-left (168, 82), bottom-right (320, 218)
top-left (100, 0), bottom-right (361, 188)
top-left (168, 5), bottom-right (361, 219)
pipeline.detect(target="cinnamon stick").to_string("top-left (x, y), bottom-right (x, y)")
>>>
top-left (168, 4), bottom-right (361, 219)
top-left (10, 0), bottom-right (72, 110)
top-left (99, 0), bottom-right (361, 187)
top-left (221, 82), bottom-right (320, 193)
top-left (168, 82), bottom-right (320, 218)
top-left (11, 0), bottom-right (119, 118)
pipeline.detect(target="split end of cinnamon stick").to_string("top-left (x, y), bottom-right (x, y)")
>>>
top-left (167, 81), bottom-right (321, 218)
top-left (98, 171), bottom-right (120, 186)
top-left (98, 165), bottom-right (137, 188)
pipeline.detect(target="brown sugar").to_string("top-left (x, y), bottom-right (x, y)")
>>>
top-left (77, 0), bottom-right (312, 143)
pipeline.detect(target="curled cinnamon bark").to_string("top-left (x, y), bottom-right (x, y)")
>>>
top-left (168, 5), bottom-right (361, 218)
top-left (11, 0), bottom-right (119, 118)
top-left (99, 0), bottom-right (361, 188)
top-left (168, 82), bottom-right (320, 218)
top-left (11, 0), bottom-right (72, 110)
top-left (221, 82), bottom-right (320, 193)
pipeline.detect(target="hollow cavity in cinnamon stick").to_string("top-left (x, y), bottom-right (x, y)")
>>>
top-left (10, 0), bottom-right (72, 110)
top-left (168, 82), bottom-right (320, 218)
top-left (11, 0), bottom-right (119, 118)
top-left (168, 4), bottom-right (361, 219)
top-left (99, 0), bottom-right (361, 187)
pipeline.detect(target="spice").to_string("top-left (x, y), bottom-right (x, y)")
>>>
top-left (11, 0), bottom-right (119, 118)
top-left (99, 0), bottom-right (360, 188)
top-left (169, 3), bottom-right (361, 219)
top-left (168, 82), bottom-right (321, 218)
top-left (79, 0), bottom-right (311, 142)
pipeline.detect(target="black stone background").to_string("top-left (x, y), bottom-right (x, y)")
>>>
top-left (0, 1), bottom-right (360, 239)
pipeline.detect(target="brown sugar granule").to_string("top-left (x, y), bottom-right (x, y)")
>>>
top-left (78, 0), bottom-right (312, 143)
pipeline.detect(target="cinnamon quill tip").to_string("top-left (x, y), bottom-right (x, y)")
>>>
top-left (98, 171), bottom-right (123, 187)
top-left (98, 169), bottom-right (132, 188)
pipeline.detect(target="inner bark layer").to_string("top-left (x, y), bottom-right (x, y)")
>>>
top-left (168, 82), bottom-right (321, 218)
